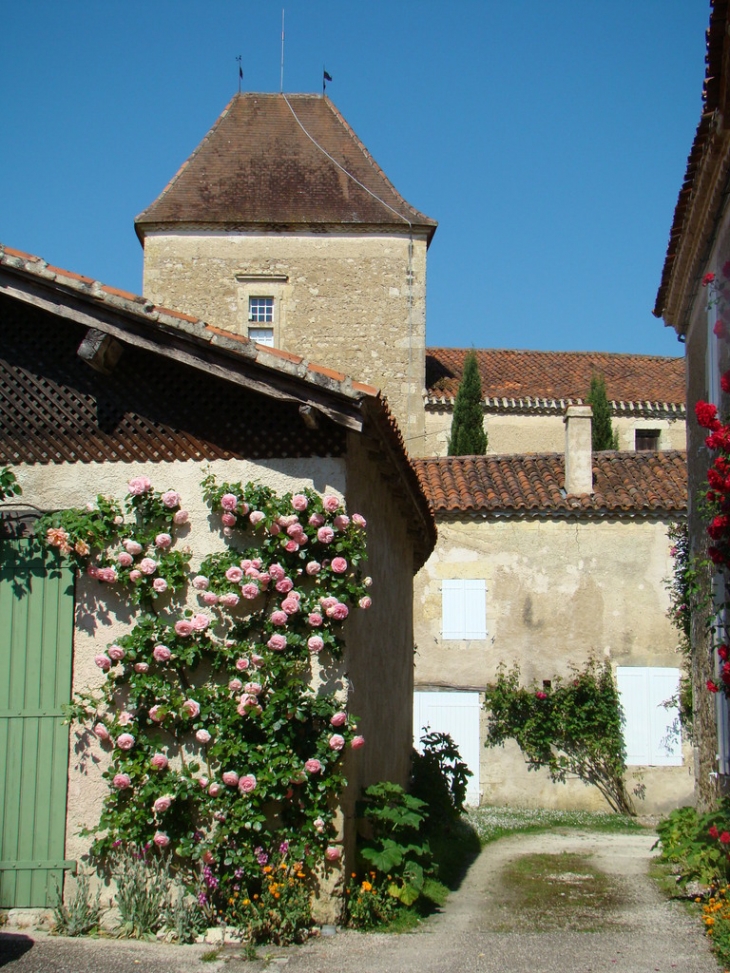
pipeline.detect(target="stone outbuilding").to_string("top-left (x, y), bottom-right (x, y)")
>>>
top-left (0, 243), bottom-right (435, 912)
top-left (412, 407), bottom-right (690, 814)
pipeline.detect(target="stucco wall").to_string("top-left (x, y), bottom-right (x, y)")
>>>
top-left (413, 515), bottom-right (693, 813)
top-left (339, 432), bottom-right (417, 867)
top-left (424, 409), bottom-right (687, 457)
top-left (9, 457), bottom-right (349, 886)
top-left (142, 231), bottom-right (428, 453)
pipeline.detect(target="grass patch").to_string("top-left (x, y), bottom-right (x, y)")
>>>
top-left (467, 805), bottom-right (644, 847)
top-left (496, 851), bottom-right (624, 932)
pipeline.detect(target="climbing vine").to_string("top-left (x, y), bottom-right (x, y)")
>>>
top-left (482, 660), bottom-right (634, 815)
top-left (38, 474), bottom-right (370, 925)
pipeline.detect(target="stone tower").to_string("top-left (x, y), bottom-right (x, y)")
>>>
top-left (135, 92), bottom-right (437, 453)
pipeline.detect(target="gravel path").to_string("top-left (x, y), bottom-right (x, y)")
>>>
top-left (0, 829), bottom-right (721, 973)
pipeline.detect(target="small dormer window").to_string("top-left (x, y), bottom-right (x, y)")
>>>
top-left (249, 297), bottom-right (274, 323)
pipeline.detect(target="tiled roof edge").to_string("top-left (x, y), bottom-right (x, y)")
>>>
top-left (424, 394), bottom-right (686, 415)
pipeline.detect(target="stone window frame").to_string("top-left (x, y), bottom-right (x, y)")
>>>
top-left (235, 273), bottom-right (288, 347)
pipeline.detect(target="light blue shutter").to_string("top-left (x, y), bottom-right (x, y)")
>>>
top-left (648, 668), bottom-right (682, 766)
top-left (441, 580), bottom-right (486, 639)
top-left (413, 691), bottom-right (481, 804)
top-left (617, 667), bottom-right (650, 765)
top-left (617, 667), bottom-right (682, 767)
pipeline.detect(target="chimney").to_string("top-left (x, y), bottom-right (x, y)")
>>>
top-left (564, 405), bottom-right (593, 495)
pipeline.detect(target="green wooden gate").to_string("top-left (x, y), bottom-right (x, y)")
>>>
top-left (0, 537), bottom-right (76, 907)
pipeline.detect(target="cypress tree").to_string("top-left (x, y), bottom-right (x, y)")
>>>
top-left (448, 352), bottom-right (487, 455)
top-left (587, 373), bottom-right (619, 451)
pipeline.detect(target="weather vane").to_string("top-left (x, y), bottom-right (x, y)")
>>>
top-left (236, 55), bottom-right (243, 93)
top-left (323, 67), bottom-right (332, 96)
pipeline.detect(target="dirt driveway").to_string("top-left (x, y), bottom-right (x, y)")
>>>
top-left (0, 829), bottom-right (721, 973)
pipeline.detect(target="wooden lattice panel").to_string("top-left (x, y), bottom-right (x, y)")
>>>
top-left (0, 294), bottom-right (346, 464)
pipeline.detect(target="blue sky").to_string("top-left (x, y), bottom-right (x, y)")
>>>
top-left (1, 1), bottom-right (708, 357)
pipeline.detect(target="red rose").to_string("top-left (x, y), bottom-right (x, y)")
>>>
top-left (709, 547), bottom-right (726, 566)
top-left (722, 372), bottom-right (730, 395)
top-left (703, 272), bottom-right (716, 287)
top-left (719, 645), bottom-right (730, 661)
top-left (696, 400), bottom-right (721, 431)
top-left (708, 515), bottom-right (730, 540)
top-left (720, 831), bottom-right (730, 844)
top-left (710, 825), bottom-right (720, 839)
top-left (707, 679), bottom-right (720, 693)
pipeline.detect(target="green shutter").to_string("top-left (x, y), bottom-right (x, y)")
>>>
top-left (0, 538), bottom-right (76, 907)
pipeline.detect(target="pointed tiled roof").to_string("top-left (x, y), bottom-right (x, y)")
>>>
top-left (425, 348), bottom-right (685, 412)
top-left (413, 451), bottom-right (687, 518)
top-left (135, 93), bottom-right (437, 242)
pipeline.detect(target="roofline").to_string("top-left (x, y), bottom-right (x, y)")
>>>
top-left (134, 92), bottom-right (438, 247)
top-left (414, 450), bottom-right (688, 519)
top-left (0, 242), bottom-right (436, 565)
top-left (654, 0), bottom-right (730, 331)
top-left (424, 395), bottom-right (686, 416)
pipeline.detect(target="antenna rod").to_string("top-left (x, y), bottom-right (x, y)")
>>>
top-left (280, 9), bottom-right (285, 93)
top-left (236, 55), bottom-right (243, 94)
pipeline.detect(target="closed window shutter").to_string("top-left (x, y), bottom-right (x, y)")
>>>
top-left (463, 579), bottom-right (486, 638)
top-left (442, 580), bottom-right (486, 639)
top-left (648, 669), bottom-right (682, 766)
top-left (617, 668), bottom-right (650, 765)
top-left (617, 667), bottom-right (681, 767)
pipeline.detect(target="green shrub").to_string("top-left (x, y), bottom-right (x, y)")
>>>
top-left (654, 800), bottom-right (730, 886)
top-left (411, 729), bottom-right (472, 825)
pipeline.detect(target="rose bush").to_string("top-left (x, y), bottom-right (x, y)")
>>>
top-left (38, 474), bottom-right (370, 929)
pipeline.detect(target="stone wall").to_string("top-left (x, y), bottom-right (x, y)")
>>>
top-left (142, 230), bottom-right (428, 453)
top-left (413, 515), bottom-right (694, 813)
top-left (424, 409), bottom-right (687, 457)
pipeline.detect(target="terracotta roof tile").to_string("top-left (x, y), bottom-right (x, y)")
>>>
top-left (135, 93), bottom-right (437, 241)
top-left (425, 348), bottom-right (685, 409)
top-left (413, 451), bottom-right (687, 517)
